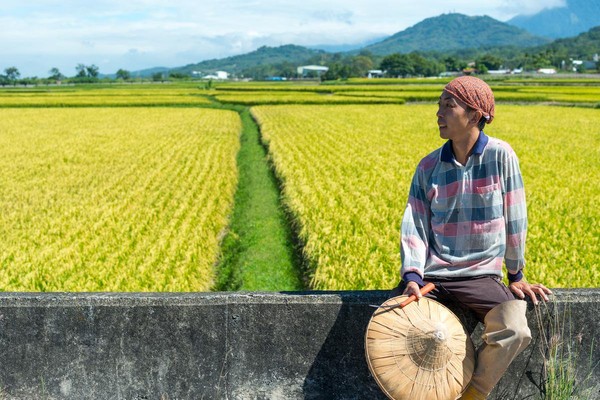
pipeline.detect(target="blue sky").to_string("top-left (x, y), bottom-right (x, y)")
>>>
top-left (1, 0), bottom-right (565, 77)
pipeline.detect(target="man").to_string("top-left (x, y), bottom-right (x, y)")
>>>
top-left (392, 76), bottom-right (552, 400)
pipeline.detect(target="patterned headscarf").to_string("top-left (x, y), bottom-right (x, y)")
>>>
top-left (444, 76), bottom-right (495, 124)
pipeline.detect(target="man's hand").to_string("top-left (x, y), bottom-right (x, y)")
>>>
top-left (509, 281), bottom-right (552, 305)
top-left (402, 281), bottom-right (422, 299)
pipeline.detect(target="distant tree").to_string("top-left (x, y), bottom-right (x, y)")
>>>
top-left (322, 62), bottom-right (350, 81)
top-left (532, 51), bottom-right (554, 69)
top-left (476, 63), bottom-right (489, 74)
top-left (381, 54), bottom-right (414, 78)
top-left (349, 55), bottom-right (374, 77)
top-left (278, 61), bottom-right (297, 78)
top-left (425, 61), bottom-right (445, 77)
top-left (72, 63), bottom-right (101, 82)
top-left (75, 63), bottom-right (87, 78)
top-left (476, 54), bottom-right (504, 70)
top-left (168, 72), bottom-right (187, 80)
top-left (4, 66), bottom-right (20, 82)
top-left (575, 63), bottom-right (587, 73)
top-left (406, 53), bottom-right (427, 76)
top-left (329, 52), bottom-right (344, 63)
top-left (19, 76), bottom-right (38, 85)
top-left (48, 67), bottom-right (64, 81)
top-left (152, 72), bottom-right (164, 82)
top-left (116, 69), bottom-right (131, 80)
top-left (86, 64), bottom-right (99, 78)
top-left (443, 56), bottom-right (461, 72)
top-left (321, 68), bottom-right (335, 81)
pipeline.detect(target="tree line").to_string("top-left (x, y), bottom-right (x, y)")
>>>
top-left (0, 64), bottom-right (162, 86)
top-left (240, 47), bottom-right (597, 81)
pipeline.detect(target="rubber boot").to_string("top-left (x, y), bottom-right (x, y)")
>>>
top-left (458, 384), bottom-right (486, 400)
top-left (460, 299), bottom-right (532, 399)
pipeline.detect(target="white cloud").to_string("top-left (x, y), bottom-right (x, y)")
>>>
top-left (0, 0), bottom-right (568, 77)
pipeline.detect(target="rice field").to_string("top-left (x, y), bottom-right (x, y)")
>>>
top-left (0, 107), bottom-right (240, 291)
top-left (213, 91), bottom-right (406, 105)
top-left (1, 79), bottom-right (598, 292)
top-left (212, 81), bottom-right (600, 106)
top-left (252, 104), bottom-right (600, 290)
top-left (0, 86), bottom-right (212, 107)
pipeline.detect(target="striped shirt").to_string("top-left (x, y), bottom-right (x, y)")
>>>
top-left (400, 132), bottom-right (527, 284)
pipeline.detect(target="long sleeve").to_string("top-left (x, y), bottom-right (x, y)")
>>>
top-left (502, 150), bottom-right (527, 275)
top-left (400, 167), bottom-right (430, 280)
top-left (399, 135), bottom-right (526, 282)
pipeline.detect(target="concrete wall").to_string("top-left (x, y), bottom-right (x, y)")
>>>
top-left (0, 289), bottom-right (598, 400)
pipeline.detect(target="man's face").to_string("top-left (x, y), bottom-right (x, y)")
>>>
top-left (436, 90), bottom-right (473, 141)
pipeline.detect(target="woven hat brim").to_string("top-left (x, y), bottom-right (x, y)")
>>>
top-left (365, 296), bottom-right (475, 400)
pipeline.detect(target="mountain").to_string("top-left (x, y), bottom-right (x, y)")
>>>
top-left (508, 0), bottom-right (600, 39)
top-left (309, 36), bottom-right (388, 53)
top-left (129, 13), bottom-right (594, 78)
top-left (533, 25), bottom-right (600, 59)
top-left (359, 13), bottom-right (550, 55)
top-left (101, 66), bottom-right (169, 79)
top-left (169, 44), bottom-right (325, 76)
top-left (131, 66), bottom-right (170, 78)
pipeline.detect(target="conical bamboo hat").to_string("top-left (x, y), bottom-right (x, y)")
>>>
top-left (365, 296), bottom-right (475, 400)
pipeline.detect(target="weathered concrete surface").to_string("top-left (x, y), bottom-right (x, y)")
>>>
top-left (0, 290), bottom-right (598, 400)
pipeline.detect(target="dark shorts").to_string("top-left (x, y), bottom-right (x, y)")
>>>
top-left (390, 275), bottom-right (516, 322)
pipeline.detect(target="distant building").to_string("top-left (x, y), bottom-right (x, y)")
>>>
top-left (367, 70), bottom-right (383, 78)
top-left (439, 71), bottom-right (460, 78)
top-left (537, 68), bottom-right (557, 74)
top-left (487, 69), bottom-right (522, 75)
top-left (297, 65), bottom-right (328, 76)
top-left (197, 70), bottom-right (229, 80)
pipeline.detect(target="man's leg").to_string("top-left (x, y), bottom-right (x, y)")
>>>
top-left (460, 299), bottom-right (532, 399)
top-left (434, 278), bottom-right (532, 398)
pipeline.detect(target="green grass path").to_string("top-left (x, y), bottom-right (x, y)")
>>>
top-left (214, 107), bottom-right (304, 291)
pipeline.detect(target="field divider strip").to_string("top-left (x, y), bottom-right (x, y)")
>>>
top-left (210, 102), bottom-right (305, 291)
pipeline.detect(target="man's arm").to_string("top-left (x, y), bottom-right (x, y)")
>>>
top-left (503, 149), bottom-right (527, 276)
top-left (503, 150), bottom-right (552, 303)
top-left (400, 167), bottom-right (430, 298)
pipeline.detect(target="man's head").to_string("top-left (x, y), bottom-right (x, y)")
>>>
top-left (444, 76), bottom-right (495, 130)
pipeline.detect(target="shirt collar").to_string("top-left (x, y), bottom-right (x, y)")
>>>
top-left (441, 131), bottom-right (489, 163)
